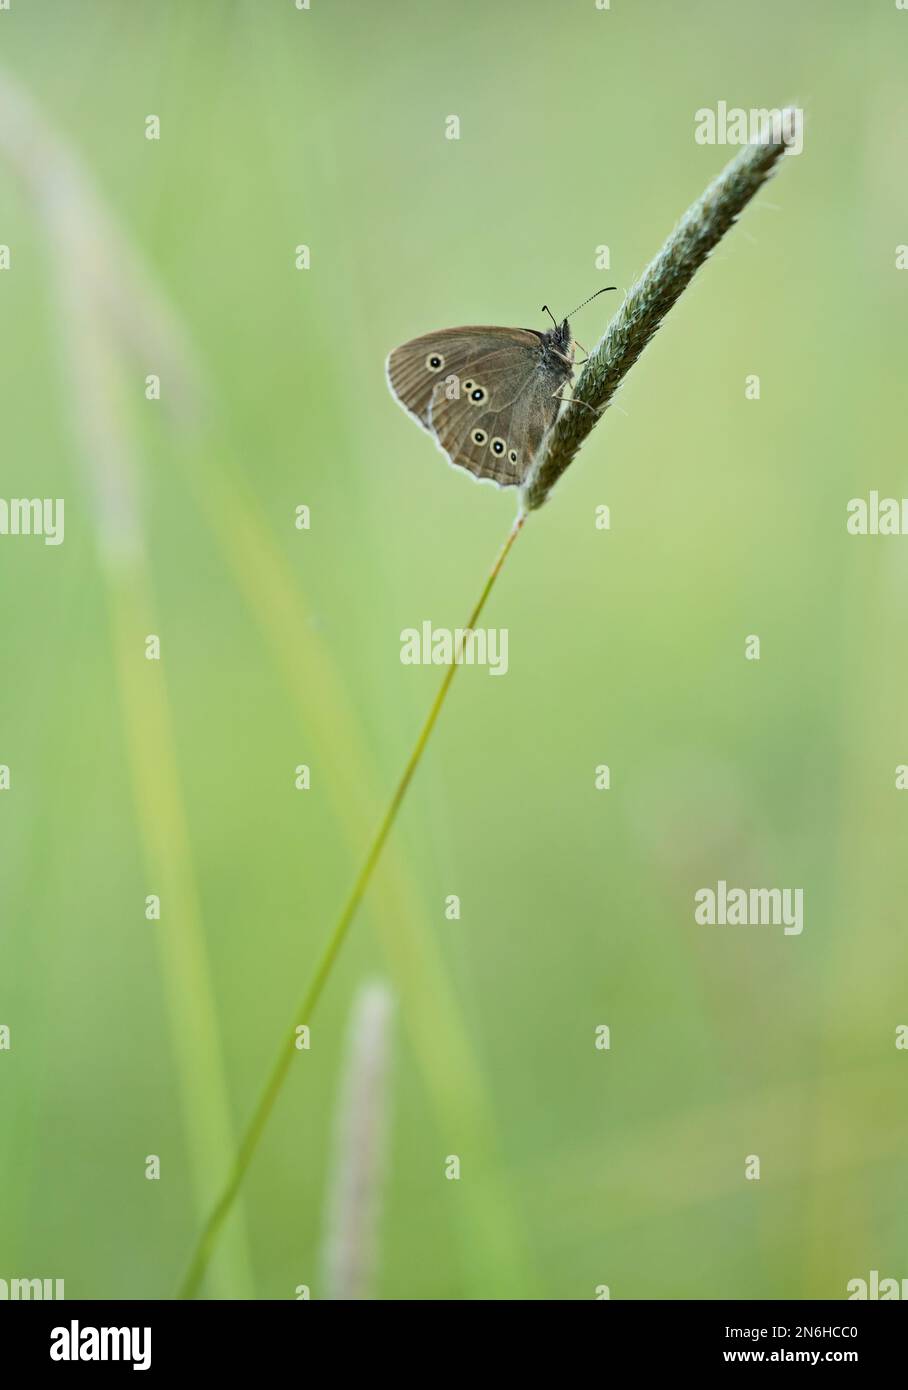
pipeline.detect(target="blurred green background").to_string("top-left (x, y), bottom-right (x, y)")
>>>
top-left (1, 0), bottom-right (907, 1300)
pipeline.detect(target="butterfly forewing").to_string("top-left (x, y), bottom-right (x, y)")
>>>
top-left (386, 326), bottom-right (567, 488)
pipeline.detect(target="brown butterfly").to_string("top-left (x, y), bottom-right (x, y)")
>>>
top-left (386, 290), bottom-right (616, 489)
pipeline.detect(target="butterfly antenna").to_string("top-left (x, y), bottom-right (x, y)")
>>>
top-left (565, 287), bottom-right (617, 320)
top-left (540, 304), bottom-right (559, 329)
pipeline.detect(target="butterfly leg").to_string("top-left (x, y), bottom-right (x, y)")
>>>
top-left (552, 390), bottom-right (600, 418)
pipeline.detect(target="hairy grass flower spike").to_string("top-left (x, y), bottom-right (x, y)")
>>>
top-left (522, 106), bottom-right (800, 512)
top-left (320, 982), bottom-right (395, 1301)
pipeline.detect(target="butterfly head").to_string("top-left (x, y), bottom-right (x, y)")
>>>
top-left (540, 307), bottom-right (574, 366)
top-left (541, 288), bottom-right (618, 364)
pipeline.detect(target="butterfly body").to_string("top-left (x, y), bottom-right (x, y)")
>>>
top-left (386, 317), bottom-right (575, 489)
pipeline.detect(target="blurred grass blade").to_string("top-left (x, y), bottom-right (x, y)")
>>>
top-left (0, 66), bottom-right (253, 1299)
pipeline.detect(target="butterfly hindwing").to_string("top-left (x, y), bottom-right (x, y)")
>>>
top-left (386, 327), bottom-right (566, 487)
top-left (430, 364), bottom-right (563, 488)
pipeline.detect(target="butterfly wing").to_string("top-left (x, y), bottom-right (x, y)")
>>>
top-left (387, 327), bottom-right (566, 488)
top-left (429, 359), bottom-right (564, 488)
